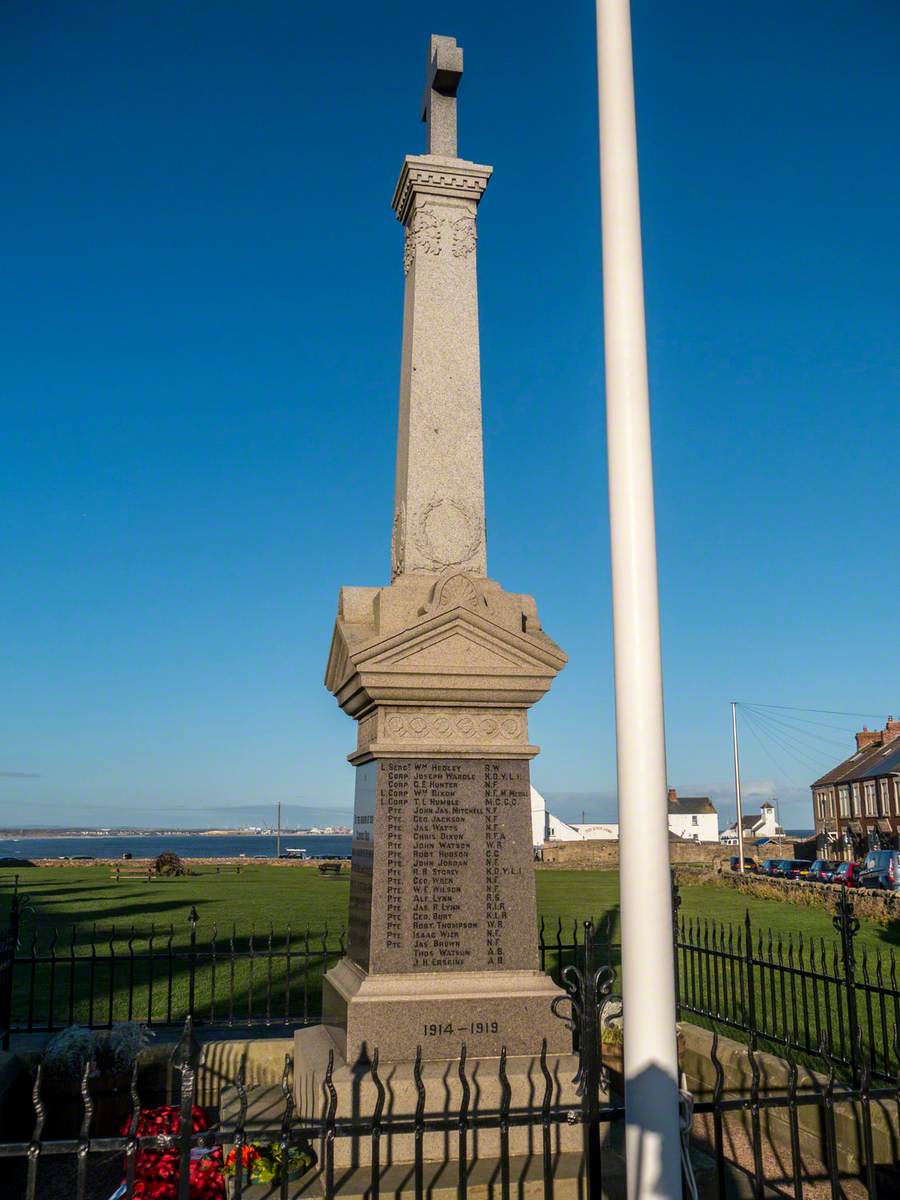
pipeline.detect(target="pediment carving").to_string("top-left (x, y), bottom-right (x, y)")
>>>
top-left (429, 571), bottom-right (482, 613)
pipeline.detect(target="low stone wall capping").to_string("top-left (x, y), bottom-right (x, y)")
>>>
top-left (679, 1023), bottom-right (899, 1173)
top-left (540, 839), bottom-right (742, 870)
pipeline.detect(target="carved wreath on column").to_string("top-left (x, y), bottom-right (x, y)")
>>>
top-left (403, 205), bottom-right (477, 274)
top-left (413, 497), bottom-right (484, 570)
top-left (450, 215), bottom-right (476, 257)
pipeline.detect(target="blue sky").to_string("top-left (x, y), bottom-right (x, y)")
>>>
top-left (2, 1), bottom-right (898, 830)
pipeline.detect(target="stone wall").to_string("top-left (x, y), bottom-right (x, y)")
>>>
top-left (681, 868), bottom-right (900, 921)
top-left (679, 1023), bottom-right (899, 1173)
top-left (539, 839), bottom-right (734, 869)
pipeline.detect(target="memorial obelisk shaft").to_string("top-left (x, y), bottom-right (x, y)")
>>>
top-left (391, 35), bottom-right (490, 579)
top-left (314, 34), bottom-right (569, 1068)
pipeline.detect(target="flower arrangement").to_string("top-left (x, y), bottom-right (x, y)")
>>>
top-left (224, 1141), bottom-right (313, 1185)
top-left (121, 1104), bottom-right (224, 1200)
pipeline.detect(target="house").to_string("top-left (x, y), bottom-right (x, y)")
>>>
top-left (811, 718), bottom-right (900, 860)
top-left (531, 787), bottom-right (588, 846)
top-left (569, 822), bottom-right (619, 840)
top-left (536, 787), bottom-right (719, 845)
top-left (665, 789), bottom-right (719, 843)
top-left (720, 801), bottom-right (783, 847)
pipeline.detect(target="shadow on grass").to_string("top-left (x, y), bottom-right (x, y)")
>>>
top-left (875, 918), bottom-right (900, 947)
top-left (1, 876), bottom-right (344, 1036)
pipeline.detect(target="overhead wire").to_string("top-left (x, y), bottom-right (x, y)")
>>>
top-left (740, 705), bottom-right (853, 757)
top-left (734, 702), bottom-right (892, 721)
top-left (738, 707), bottom-right (809, 789)
top-left (739, 707), bottom-right (867, 735)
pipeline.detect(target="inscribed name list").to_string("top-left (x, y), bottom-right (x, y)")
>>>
top-left (351, 758), bottom-right (538, 975)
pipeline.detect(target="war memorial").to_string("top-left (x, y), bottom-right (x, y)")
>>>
top-left (292, 31), bottom-right (585, 1170)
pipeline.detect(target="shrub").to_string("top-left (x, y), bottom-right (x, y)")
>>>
top-left (155, 851), bottom-right (186, 876)
top-left (43, 1022), bottom-right (154, 1081)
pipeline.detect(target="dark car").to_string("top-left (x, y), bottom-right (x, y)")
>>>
top-left (781, 859), bottom-right (813, 879)
top-left (832, 861), bottom-right (862, 888)
top-left (808, 859), bottom-right (839, 883)
top-left (729, 855), bottom-right (758, 872)
top-left (766, 859), bottom-right (792, 877)
top-left (758, 858), bottom-right (782, 877)
top-left (858, 850), bottom-right (900, 891)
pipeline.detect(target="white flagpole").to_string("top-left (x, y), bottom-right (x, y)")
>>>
top-left (594, 2), bottom-right (682, 1196)
top-left (732, 702), bottom-right (746, 872)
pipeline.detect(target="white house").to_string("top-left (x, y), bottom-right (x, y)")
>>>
top-left (665, 789), bottom-right (720, 843)
top-left (533, 787), bottom-right (719, 845)
top-left (570, 822), bottom-right (619, 840)
top-left (531, 787), bottom-right (586, 845)
top-left (720, 801), bottom-right (783, 846)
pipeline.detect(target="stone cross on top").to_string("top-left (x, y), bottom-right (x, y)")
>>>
top-left (421, 34), bottom-right (463, 157)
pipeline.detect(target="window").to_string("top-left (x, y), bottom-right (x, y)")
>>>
top-left (879, 779), bottom-right (889, 817)
top-left (839, 786), bottom-right (850, 818)
top-left (828, 789), bottom-right (836, 818)
top-left (851, 784), bottom-right (861, 816)
top-left (864, 781), bottom-right (877, 816)
top-left (691, 815), bottom-right (698, 825)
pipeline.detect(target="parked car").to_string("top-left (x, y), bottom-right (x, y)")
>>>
top-left (808, 859), bottom-right (839, 883)
top-left (758, 859), bottom-right (782, 877)
top-left (767, 859), bottom-right (811, 879)
top-left (729, 855), bottom-right (758, 872)
top-left (832, 861), bottom-right (862, 888)
top-left (781, 859), bottom-right (813, 879)
top-left (766, 859), bottom-right (792, 877)
top-left (858, 850), bottom-right (900, 891)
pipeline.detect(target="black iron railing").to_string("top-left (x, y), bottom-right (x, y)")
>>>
top-left (1, 928), bottom-right (898, 1200)
top-left (2, 878), bottom-right (899, 1087)
top-left (672, 884), bottom-right (900, 1083)
top-left (0, 891), bottom-right (345, 1047)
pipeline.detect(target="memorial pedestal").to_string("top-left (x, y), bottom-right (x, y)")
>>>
top-left (293, 1025), bottom-right (584, 1169)
top-left (322, 960), bottom-right (571, 1065)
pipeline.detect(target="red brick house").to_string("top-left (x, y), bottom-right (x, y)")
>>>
top-left (812, 719), bottom-right (900, 859)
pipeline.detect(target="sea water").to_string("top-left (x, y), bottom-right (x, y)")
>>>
top-left (0, 833), bottom-right (352, 862)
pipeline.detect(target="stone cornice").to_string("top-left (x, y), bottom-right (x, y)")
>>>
top-left (392, 154), bottom-right (493, 225)
top-left (346, 704), bottom-right (540, 765)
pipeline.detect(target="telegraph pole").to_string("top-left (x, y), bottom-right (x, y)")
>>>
top-left (276, 801), bottom-right (282, 859)
top-left (595, 2), bottom-right (681, 1195)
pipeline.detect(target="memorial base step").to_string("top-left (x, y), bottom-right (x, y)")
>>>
top-left (221, 1147), bottom-right (771, 1200)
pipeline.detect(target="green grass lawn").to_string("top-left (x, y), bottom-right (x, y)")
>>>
top-left (2, 865), bottom-right (895, 954)
top-left (1, 865), bottom-right (896, 1073)
top-left (0, 864), bottom-right (352, 942)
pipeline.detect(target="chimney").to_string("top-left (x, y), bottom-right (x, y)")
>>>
top-left (885, 717), bottom-right (900, 745)
top-left (855, 725), bottom-right (884, 752)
